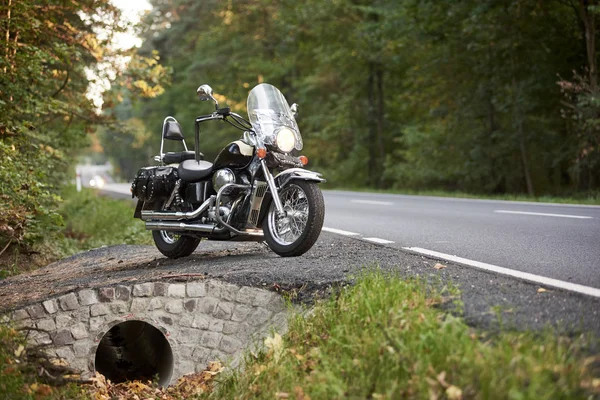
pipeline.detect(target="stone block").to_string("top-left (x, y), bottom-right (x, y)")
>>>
top-left (179, 314), bottom-right (193, 327)
top-left (149, 298), bottom-right (163, 310)
top-left (219, 335), bottom-right (243, 354)
top-left (89, 316), bottom-right (106, 333)
top-left (133, 283), bottom-right (154, 297)
top-left (42, 299), bottom-right (58, 314)
top-left (192, 315), bottom-right (209, 330)
top-left (98, 288), bottom-right (115, 303)
top-left (73, 307), bottom-right (90, 322)
top-left (15, 318), bottom-right (34, 329)
top-left (247, 308), bottom-right (272, 327)
top-left (252, 290), bottom-right (274, 307)
top-left (178, 327), bottom-right (202, 344)
top-left (267, 296), bottom-right (286, 312)
top-left (220, 283), bottom-right (240, 302)
top-left (231, 304), bottom-right (252, 322)
top-left (237, 286), bottom-right (260, 304)
top-left (12, 309), bottom-right (29, 321)
top-left (130, 298), bottom-right (150, 313)
top-left (115, 285), bottom-right (131, 301)
top-left (208, 318), bottom-right (224, 332)
top-left (26, 304), bottom-right (46, 319)
top-left (177, 360), bottom-right (196, 376)
top-left (30, 331), bottom-right (52, 346)
top-left (78, 289), bottom-right (98, 306)
top-left (110, 302), bottom-right (128, 315)
top-left (71, 322), bottom-right (89, 340)
top-left (52, 329), bottom-right (74, 346)
top-left (154, 282), bottom-right (168, 296)
top-left (55, 346), bottom-right (75, 360)
top-left (73, 341), bottom-right (92, 358)
top-left (165, 300), bottom-right (183, 314)
top-left (186, 282), bottom-right (206, 297)
top-left (222, 321), bottom-right (240, 335)
top-left (90, 304), bottom-right (110, 317)
top-left (213, 302), bottom-right (234, 320)
top-left (36, 318), bottom-right (56, 332)
top-left (200, 331), bottom-right (222, 349)
top-left (55, 314), bottom-right (74, 329)
top-left (184, 299), bottom-right (196, 312)
top-left (59, 293), bottom-right (79, 311)
top-left (197, 297), bottom-right (218, 314)
top-left (192, 347), bottom-right (210, 364)
top-left (160, 316), bottom-right (174, 326)
top-left (168, 284), bottom-right (186, 298)
top-left (209, 349), bottom-right (227, 362)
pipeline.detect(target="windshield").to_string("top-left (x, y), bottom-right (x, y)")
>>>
top-left (247, 83), bottom-right (303, 151)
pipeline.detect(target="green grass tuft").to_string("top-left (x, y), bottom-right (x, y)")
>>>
top-left (210, 271), bottom-right (599, 400)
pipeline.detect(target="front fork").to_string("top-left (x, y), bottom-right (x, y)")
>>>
top-left (260, 159), bottom-right (285, 215)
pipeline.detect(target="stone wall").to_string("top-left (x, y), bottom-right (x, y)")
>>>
top-left (2, 279), bottom-right (288, 384)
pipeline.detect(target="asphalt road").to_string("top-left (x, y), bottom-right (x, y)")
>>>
top-left (99, 184), bottom-right (600, 293)
top-left (323, 191), bottom-right (600, 289)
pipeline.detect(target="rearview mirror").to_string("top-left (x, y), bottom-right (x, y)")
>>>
top-left (197, 84), bottom-right (214, 101)
top-left (290, 103), bottom-right (299, 118)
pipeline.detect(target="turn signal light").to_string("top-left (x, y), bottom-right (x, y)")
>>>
top-left (257, 147), bottom-right (267, 159)
top-left (299, 155), bottom-right (308, 165)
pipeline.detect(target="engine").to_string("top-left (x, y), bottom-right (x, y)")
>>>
top-left (131, 166), bottom-right (178, 202)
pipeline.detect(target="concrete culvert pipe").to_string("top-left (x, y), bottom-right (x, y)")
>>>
top-left (94, 321), bottom-right (174, 386)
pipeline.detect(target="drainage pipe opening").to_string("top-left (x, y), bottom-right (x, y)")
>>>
top-left (94, 321), bottom-right (174, 387)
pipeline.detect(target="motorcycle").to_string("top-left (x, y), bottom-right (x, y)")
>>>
top-left (131, 83), bottom-right (325, 258)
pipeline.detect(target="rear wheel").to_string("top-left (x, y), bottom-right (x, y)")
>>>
top-left (152, 230), bottom-right (200, 259)
top-left (264, 181), bottom-right (324, 257)
top-left (151, 201), bottom-right (201, 258)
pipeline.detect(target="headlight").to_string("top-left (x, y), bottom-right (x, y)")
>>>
top-left (275, 127), bottom-right (296, 153)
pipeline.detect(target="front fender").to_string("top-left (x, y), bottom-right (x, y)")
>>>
top-left (273, 168), bottom-right (325, 189)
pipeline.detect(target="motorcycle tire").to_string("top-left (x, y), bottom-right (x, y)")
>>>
top-left (152, 230), bottom-right (201, 259)
top-left (263, 180), bottom-right (324, 257)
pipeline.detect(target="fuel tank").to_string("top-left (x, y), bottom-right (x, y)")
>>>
top-left (213, 140), bottom-right (254, 169)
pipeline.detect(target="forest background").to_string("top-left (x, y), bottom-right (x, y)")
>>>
top-left (1, 0), bottom-right (600, 265)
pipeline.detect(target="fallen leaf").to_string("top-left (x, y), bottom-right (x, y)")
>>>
top-left (537, 288), bottom-right (548, 293)
top-left (265, 333), bottom-right (284, 363)
top-left (446, 385), bottom-right (463, 400)
top-left (434, 263), bottom-right (447, 270)
top-left (14, 344), bottom-right (24, 357)
top-left (275, 392), bottom-right (290, 399)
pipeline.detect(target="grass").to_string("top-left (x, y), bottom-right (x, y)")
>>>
top-left (56, 185), bottom-right (152, 256)
top-left (209, 271), bottom-right (599, 400)
top-left (325, 186), bottom-right (600, 206)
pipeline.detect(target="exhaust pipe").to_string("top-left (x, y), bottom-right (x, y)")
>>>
top-left (145, 221), bottom-right (225, 233)
top-left (140, 197), bottom-right (212, 221)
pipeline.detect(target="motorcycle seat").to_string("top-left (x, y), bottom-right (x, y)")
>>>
top-left (178, 159), bottom-right (213, 182)
top-left (162, 151), bottom-right (203, 164)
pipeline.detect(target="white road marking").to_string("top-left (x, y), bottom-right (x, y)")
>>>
top-left (494, 210), bottom-right (593, 219)
top-left (322, 227), bottom-right (360, 236)
top-left (403, 247), bottom-right (600, 298)
top-left (364, 237), bottom-right (395, 244)
top-left (351, 199), bottom-right (394, 206)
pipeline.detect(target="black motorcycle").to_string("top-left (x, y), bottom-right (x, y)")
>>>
top-left (131, 83), bottom-right (325, 258)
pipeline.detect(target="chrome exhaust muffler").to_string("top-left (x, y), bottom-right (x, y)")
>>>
top-left (145, 221), bottom-right (225, 233)
top-left (140, 197), bottom-right (212, 221)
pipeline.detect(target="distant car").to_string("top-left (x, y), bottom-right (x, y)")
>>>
top-left (89, 175), bottom-right (105, 188)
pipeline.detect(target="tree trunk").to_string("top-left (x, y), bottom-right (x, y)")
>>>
top-left (375, 64), bottom-right (385, 188)
top-left (367, 62), bottom-right (378, 187)
top-left (580, 0), bottom-right (598, 90)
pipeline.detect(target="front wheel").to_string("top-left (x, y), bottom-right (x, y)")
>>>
top-left (263, 181), bottom-right (325, 257)
top-left (152, 230), bottom-right (201, 259)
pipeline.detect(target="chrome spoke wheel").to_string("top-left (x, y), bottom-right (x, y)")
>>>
top-left (268, 184), bottom-right (309, 246)
top-left (159, 230), bottom-right (179, 245)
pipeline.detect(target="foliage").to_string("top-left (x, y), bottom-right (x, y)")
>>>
top-left (57, 186), bottom-right (152, 255)
top-left (0, 0), bottom-right (121, 261)
top-left (102, 0), bottom-right (600, 198)
top-left (211, 271), bottom-right (600, 399)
